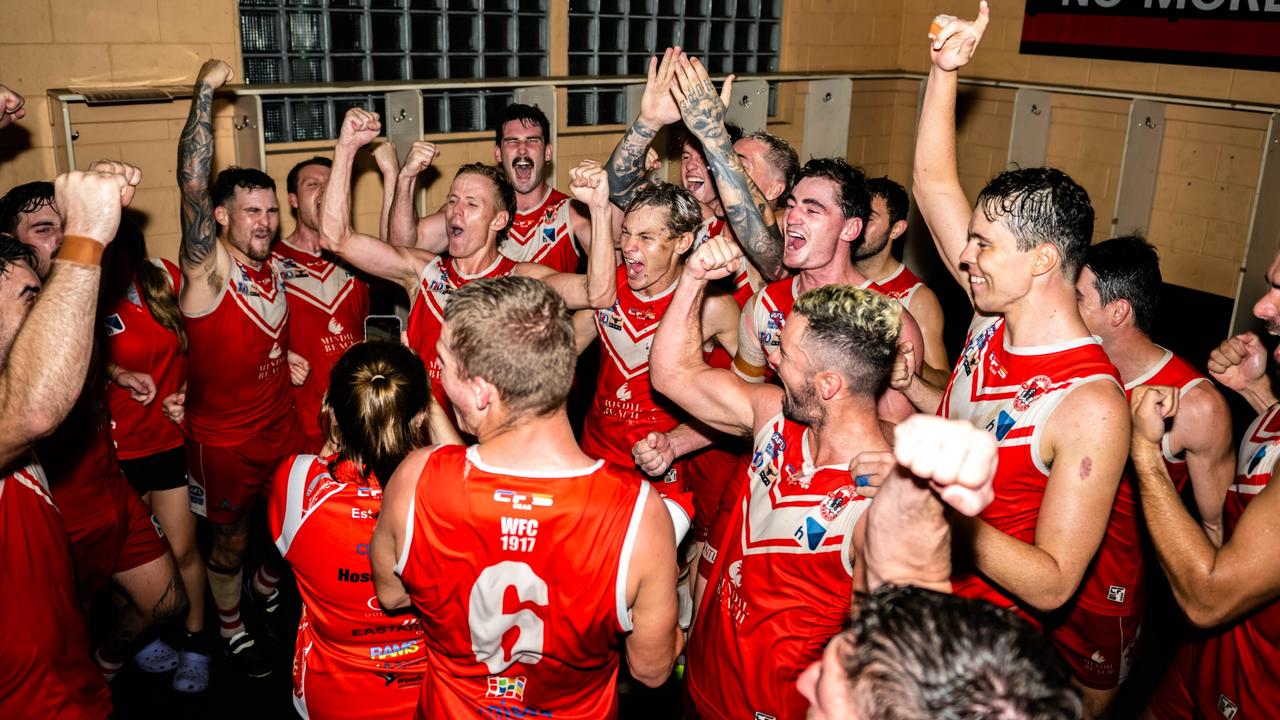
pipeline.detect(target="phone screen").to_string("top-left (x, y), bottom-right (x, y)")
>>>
top-left (364, 314), bottom-right (403, 343)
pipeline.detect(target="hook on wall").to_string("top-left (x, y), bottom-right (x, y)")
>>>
top-left (1029, 104), bottom-right (1042, 115)
top-left (233, 114), bottom-right (252, 130)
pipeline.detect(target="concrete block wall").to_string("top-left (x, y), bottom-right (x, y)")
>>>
top-left (1043, 94), bottom-right (1129, 245)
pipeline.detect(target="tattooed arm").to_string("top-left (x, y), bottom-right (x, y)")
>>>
top-left (670, 57), bottom-right (784, 281)
top-left (607, 48), bottom-right (685, 210)
top-left (176, 59), bottom-right (233, 313)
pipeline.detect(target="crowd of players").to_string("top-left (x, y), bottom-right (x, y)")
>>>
top-left (4, 3), bottom-right (1280, 719)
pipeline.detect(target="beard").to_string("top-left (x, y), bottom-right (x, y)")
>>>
top-left (853, 231), bottom-right (890, 262)
top-left (782, 379), bottom-right (824, 429)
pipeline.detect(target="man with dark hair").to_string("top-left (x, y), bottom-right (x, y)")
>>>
top-left (649, 233), bottom-right (904, 719)
top-left (271, 154), bottom-right (371, 452)
top-left (0, 180), bottom-right (60, 277)
top-left (1066, 236), bottom-right (1235, 715)
top-left (911, 8), bottom-right (1131, 717)
top-left (370, 275), bottom-right (682, 719)
top-left (727, 158), bottom-right (924, 421)
top-left (321, 107), bottom-right (617, 421)
top-left (857, 176), bottom-right (948, 385)
top-left (0, 167), bottom-right (134, 719)
top-left (177, 58), bottom-right (307, 677)
top-left (1131, 247), bottom-right (1280, 718)
top-left (390, 102), bottom-right (595, 273)
top-left (1079, 236), bottom-right (1234, 544)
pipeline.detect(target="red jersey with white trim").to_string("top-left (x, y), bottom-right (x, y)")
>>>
top-left (739, 275), bottom-right (886, 375)
top-left (0, 461), bottom-right (111, 719)
top-left (405, 254), bottom-right (518, 418)
top-left (1186, 402), bottom-right (1280, 719)
top-left (271, 241), bottom-right (371, 446)
top-left (939, 314), bottom-right (1122, 615)
top-left (501, 187), bottom-right (581, 274)
top-left (103, 258), bottom-right (186, 460)
top-left (185, 255), bottom-right (296, 446)
top-left (580, 266), bottom-right (683, 468)
top-left (1125, 349), bottom-right (1206, 494)
top-left (268, 455), bottom-right (424, 720)
top-left (688, 413), bottom-right (868, 720)
top-left (870, 262), bottom-right (925, 310)
top-left (396, 444), bottom-right (649, 720)
top-left (42, 386), bottom-right (132, 541)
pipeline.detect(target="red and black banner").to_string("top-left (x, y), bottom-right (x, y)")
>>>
top-left (1021, 0), bottom-right (1280, 73)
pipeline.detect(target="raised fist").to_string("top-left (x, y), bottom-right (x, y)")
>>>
top-left (196, 59), bottom-right (234, 90)
top-left (685, 235), bottom-right (742, 282)
top-left (338, 107), bottom-right (381, 149)
top-left (889, 340), bottom-right (916, 392)
top-left (0, 85), bottom-right (26, 130)
top-left (55, 170), bottom-right (128, 246)
top-left (568, 159), bottom-right (610, 212)
top-left (1130, 385), bottom-right (1178, 448)
top-left (928, 1), bottom-right (990, 72)
top-left (893, 414), bottom-right (996, 517)
top-left (399, 140), bottom-right (438, 176)
top-left (632, 431), bottom-right (675, 477)
top-left (88, 160), bottom-right (142, 209)
top-left (1207, 332), bottom-right (1269, 393)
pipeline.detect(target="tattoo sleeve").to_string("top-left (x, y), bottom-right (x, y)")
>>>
top-left (607, 120), bottom-right (659, 210)
top-left (177, 81), bottom-right (218, 273)
top-left (678, 86), bottom-right (784, 280)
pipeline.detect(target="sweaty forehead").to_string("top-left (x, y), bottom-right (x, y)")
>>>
top-left (295, 164), bottom-right (330, 185)
top-left (793, 176), bottom-right (839, 207)
top-left (19, 203), bottom-right (61, 228)
top-left (622, 205), bottom-right (672, 235)
top-left (451, 173), bottom-right (500, 205)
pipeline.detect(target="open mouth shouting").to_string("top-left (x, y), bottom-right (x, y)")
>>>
top-left (512, 156), bottom-right (535, 185)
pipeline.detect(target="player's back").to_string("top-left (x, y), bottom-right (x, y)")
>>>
top-left (397, 444), bottom-right (649, 720)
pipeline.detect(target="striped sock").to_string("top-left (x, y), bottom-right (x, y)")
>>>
top-left (217, 601), bottom-right (245, 640)
top-left (251, 566), bottom-right (279, 602)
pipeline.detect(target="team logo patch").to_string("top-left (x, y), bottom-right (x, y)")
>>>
top-left (103, 313), bottom-right (125, 336)
top-left (486, 675), bottom-right (527, 702)
top-left (1107, 585), bottom-right (1127, 603)
top-left (1217, 694), bottom-right (1238, 719)
top-left (1013, 375), bottom-right (1051, 412)
top-left (269, 342), bottom-right (284, 360)
top-left (755, 713), bottom-right (778, 720)
top-left (616, 382), bottom-right (632, 402)
top-left (820, 485), bottom-right (859, 522)
top-left (328, 317), bottom-right (345, 335)
top-left (492, 489), bottom-right (554, 511)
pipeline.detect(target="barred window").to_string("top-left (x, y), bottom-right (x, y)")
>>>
top-left (238, 0), bottom-right (548, 142)
top-left (567, 0), bottom-right (783, 126)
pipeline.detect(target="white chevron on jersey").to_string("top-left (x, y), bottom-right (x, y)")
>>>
top-left (271, 246), bottom-right (359, 316)
top-left (229, 262), bottom-right (288, 340)
top-left (504, 188), bottom-right (574, 264)
top-left (739, 415), bottom-right (867, 573)
top-left (11, 463), bottom-right (54, 508)
top-left (594, 281), bottom-right (677, 381)
top-left (1234, 404), bottom-right (1280, 498)
top-left (414, 254), bottom-right (510, 324)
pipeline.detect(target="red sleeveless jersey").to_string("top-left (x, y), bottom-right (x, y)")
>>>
top-left (501, 187), bottom-right (581, 274)
top-left (688, 413), bottom-right (869, 720)
top-left (103, 258), bottom-right (186, 460)
top-left (940, 315), bottom-right (1122, 616)
top-left (269, 455), bottom-right (424, 719)
top-left (405, 254), bottom-right (518, 419)
top-left (1182, 403), bottom-right (1280, 718)
top-left (185, 255), bottom-right (296, 445)
top-left (41, 386), bottom-right (131, 538)
top-left (396, 444), bottom-right (649, 720)
top-left (271, 241), bottom-right (371, 447)
top-left (1125, 349), bottom-right (1209, 494)
top-left (0, 462), bottom-right (110, 719)
top-left (869, 262), bottom-right (925, 310)
top-left (580, 267), bottom-right (683, 468)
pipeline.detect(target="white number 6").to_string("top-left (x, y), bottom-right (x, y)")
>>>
top-left (468, 561), bottom-right (549, 674)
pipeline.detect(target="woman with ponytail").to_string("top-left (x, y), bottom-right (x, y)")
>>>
top-left (267, 341), bottom-right (458, 720)
top-left (100, 219), bottom-right (209, 692)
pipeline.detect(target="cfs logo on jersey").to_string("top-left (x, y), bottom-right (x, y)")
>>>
top-left (493, 489), bottom-right (554, 512)
top-left (486, 675), bottom-right (527, 702)
top-left (369, 640), bottom-right (421, 661)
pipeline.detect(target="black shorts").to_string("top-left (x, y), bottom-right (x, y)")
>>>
top-left (119, 446), bottom-right (188, 494)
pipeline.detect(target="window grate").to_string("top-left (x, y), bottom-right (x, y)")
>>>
top-left (567, 0), bottom-right (783, 125)
top-left (239, 0), bottom-right (548, 141)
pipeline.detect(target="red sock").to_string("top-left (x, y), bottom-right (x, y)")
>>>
top-left (217, 601), bottom-right (245, 639)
